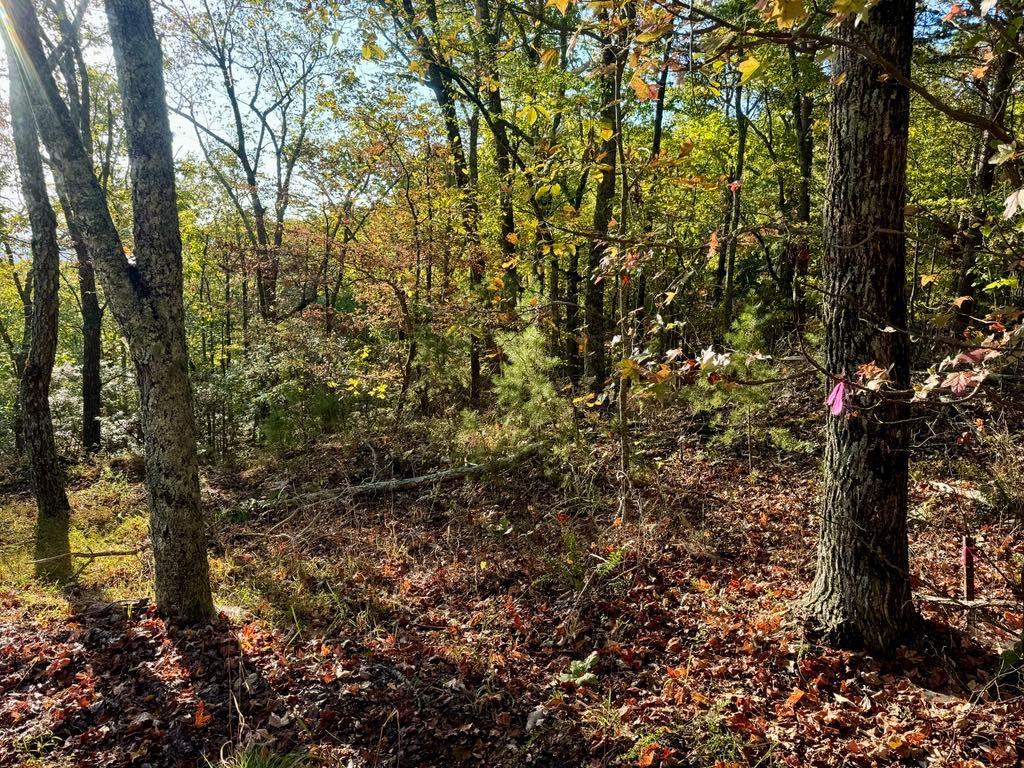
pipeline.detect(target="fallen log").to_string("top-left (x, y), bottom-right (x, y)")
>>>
top-left (345, 441), bottom-right (543, 497)
top-left (916, 594), bottom-right (1020, 610)
top-left (266, 442), bottom-right (545, 533)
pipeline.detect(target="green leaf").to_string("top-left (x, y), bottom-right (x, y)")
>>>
top-left (983, 276), bottom-right (1018, 291)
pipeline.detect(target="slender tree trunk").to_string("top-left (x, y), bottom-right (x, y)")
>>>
top-left (722, 80), bottom-right (747, 334)
top-left (5, 38), bottom-right (73, 583)
top-left (951, 45), bottom-right (1017, 335)
top-left (782, 42), bottom-right (814, 331)
top-left (565, 239), bottom-right (582, 383)
top-left (53, 2), bottom-right (103, 455)
top-left (467, 110), bottom-right (484, 402)
top-left (584, 11), bottom-right (618, 392)
top-left (804, 0), bottom-right (916, 652)
top-left (56, 185), bottom-right (104, 453)
top-left (634, 34), bottom-right (672, 343)
top-left (475, 0), bottom-right (519, 308)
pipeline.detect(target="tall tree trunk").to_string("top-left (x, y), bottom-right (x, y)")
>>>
top-left (782, 42), bottom-right (814, 331)
top-left (105, 0), bottom-right (213, 621)
top-left (475, 0), bottom-right (519, 308)
top-left (634, 34), bottom-right (672, 343)
top-left (53, 1), bottom-right (103, 454)
top-left (3, 0), bottom-right (215, 622)
top-left (56, 185), bottom-right (104, 453)
top-left (804, 0), bottom-right (916, 652)
top-left (5, 37), bottom-right (73, 583)
top-left (722, 79), bottom-right (747, 334)
top-left (584, 11), bottom-right (618, 392)
top-left (951, 45), bottom-right (1017, 335)
top-left (467, 110), bottom-right (484, 402)
top-left (399, 0), bottom-right (484, 402)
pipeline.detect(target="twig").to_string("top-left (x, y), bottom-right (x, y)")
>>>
top-left (916, 594), bottom-right (1020, 610)
top-left (30, 547), bottom-right (144, 565)
top-left (275, 442), bottom-right (545, 512)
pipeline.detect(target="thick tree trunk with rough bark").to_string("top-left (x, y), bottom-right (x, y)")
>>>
top-left (5, 38), bottom-right (73, 583)
top-left (105, 0), bottom-right (214, 622)
top-left (3, 0), bottom-right (214, 622)
top-left (804, 0), bottom-right (917, 652)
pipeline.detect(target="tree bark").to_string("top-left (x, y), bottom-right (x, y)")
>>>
top-left (722, 79), bottom-right (747, 334)
top-left (105, 0), bottom-right (214, 622)
top-left (804, 0), bottom-right (917, 652)
top-left (5, 35), bottom-right (73, 583)
top-left (2, 0), bottom-right (215, 621)
top-left (951, 44), bottom-right (1017, 335)
top-left (583, 11), bottom-right (618, 392)
top-left (53, 0), bottom-right (103, 454)
top-left (56, 183), bottom-right (104, 454)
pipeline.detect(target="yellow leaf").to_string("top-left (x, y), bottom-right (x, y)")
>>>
top-left (505, 232), bottom-right (519, 245)
top-left (618, 358), bottom-right (642, 380)
top-left (361, 42), bottom-right (386, 61)
top-left (737, 55), bottom-right (761, 84)
top-left (539, 48), bottom-right (559, 67)
top-left (920, 273), bottom-right (939, 287)
top-left (517, 105), bottom-right (539, 127)
top-left (629, 74), bottom-right (653, 100)
top-left (763, 0), bottom-right (807, 28)
top-left (636, 22), bottom-right (673, 43)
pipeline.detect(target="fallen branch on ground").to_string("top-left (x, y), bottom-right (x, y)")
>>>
top-left (345, 441), bottom-right (544, 497)
top-left (266, 442), bottom-right (545, 534)
top-left (917, 594), bottom-right (1020, 609)
top-left (31, 548), bottom-right (145, 566)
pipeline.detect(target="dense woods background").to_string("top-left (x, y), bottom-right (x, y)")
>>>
top-left (0, 0), bottom-right (1023, 765)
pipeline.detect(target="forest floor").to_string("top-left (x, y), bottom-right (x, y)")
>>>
top-left (0, 423), bottom-right (1022, 768)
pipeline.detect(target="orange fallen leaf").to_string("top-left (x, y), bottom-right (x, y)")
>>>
top-left (784, 688), bottom-right (806, 709)
top-left (194, 699), bottom-right (213, 727)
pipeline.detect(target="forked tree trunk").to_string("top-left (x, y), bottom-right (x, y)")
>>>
top-left (4, 0), bottom-right (214, 622)
top-left (804, 0), bottom-right (917, 652)
top-left (5, 38), bottom-right (73, 583)
top-left (105, 0), bottom-right (213, 621)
